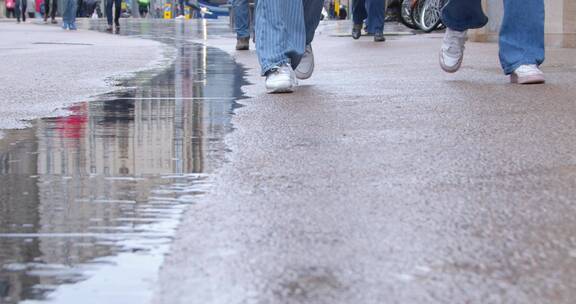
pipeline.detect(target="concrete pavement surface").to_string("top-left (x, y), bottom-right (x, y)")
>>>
top-left (0, 21), bottom-right (172, 129)
top-left (154, 27), bottom-right (576, 303)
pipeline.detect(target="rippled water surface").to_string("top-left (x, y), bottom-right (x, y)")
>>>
top-left (0, 19), bottom-right (245, 303)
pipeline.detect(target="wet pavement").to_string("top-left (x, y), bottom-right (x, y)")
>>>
top-left (0, 19), bottom-right (244, 303)
top-left (4, 17), bottom-right (576, 304)
top-left (156, 21), bottom-right (576, 304)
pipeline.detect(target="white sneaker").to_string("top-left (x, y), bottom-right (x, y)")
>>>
top-left (510, 64), bottom-right (545, 84)
top-left (294, 44), bottom-right (314, 80)
top-left (265, 63), bottom-right (297, 94)
top-left (440, 28), bottom-right (468, 73)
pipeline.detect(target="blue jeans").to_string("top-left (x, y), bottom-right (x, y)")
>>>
top-left (106, 0), bottom-right (122, 26)
top-left (255, 0), bottom-right (323, 75)
top-left (14, 0), bottom-right (27, 21)
top-left (62, 0), bottom-right (77, 25)
top-left (442, 0), bottom-right (545, 74)
top-left (233, 0), bottom-right (251, 38)
top-left (352, 0), bottom-right (385, 34)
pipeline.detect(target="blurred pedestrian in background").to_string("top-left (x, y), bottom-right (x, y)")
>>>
top-left (44, 0), bottom-right (58, 23)
top-left (77, 0), bottom-right (84, 17)
top-left (352, 0), bottom-right (385, 42)
top-left (138, 0), bottom-right (150, 17)
top-left (439, 0), bottom-right (545, 84)
top-left (232, 0), bottom-right (255, 50)
top-left (62, 0), bottom-right (78, 30)
top-left (105, 0), bottom-right (121, 31)
top-left (14, 0), bottom-right (27, 23)
top-left (5, 0), bottom-right (16, 18)
top-left (256, 0), bottom-right (323, 93)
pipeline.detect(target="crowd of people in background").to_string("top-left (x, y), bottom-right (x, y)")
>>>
top-left (5, 0), bottom-right (546, 92)
top-left (230, 0), bottom-right (546, 93)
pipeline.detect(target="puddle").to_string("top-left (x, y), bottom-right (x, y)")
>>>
top-left (0, 19), bottom-right (245, 303)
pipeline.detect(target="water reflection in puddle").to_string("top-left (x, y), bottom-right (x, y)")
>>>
top-left (0, 19), bottom-right (245, 303)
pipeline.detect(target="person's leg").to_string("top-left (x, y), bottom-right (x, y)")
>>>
top-left (499, 0), bottom-right (545, 75)
top-left (114, 0), bottom-right (121, 26)
top-left (365, 0), bottom-right (385, 34)
top-left (352, 0), bottom-right (366, 25)
top-left (21, 0), bottom-right (26, 21)
top-left (14, 0), bottom-right (20, 22)
top-left (439, 0), bottom-right (486, 73)
top-left (51, 0), bottom-right (58, 20)
top-left (105, 0), bottom-right (113, 25)
top-left (302, 0), bottom-right (323, 47)
top-left (62, 0), bottom-right (71, 27)
top-left (233, 0), bottom-right (250, 39)
top-left (351, 0), bottom-right (365, 39)
top-left (255, 0), bottom-right (306, 75)
top-left (44, 0), bottom-right (50, 21)
top-left (69, 0), bottom-right (77, 29)
top-left (293, 0), bottom-right (322, 80)
top-left (441, 0), bottom-right (487, 32)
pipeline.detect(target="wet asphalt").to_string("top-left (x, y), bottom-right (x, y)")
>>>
top-left (0, 19), bottom-right (243, 304)
top-left (155, 22), bottom-right (576, 304)
top-left (2, 17), bottom-right (576, 304)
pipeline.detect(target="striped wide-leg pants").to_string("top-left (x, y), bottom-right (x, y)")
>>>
top-left (255, 0), bottom-right (324, 75)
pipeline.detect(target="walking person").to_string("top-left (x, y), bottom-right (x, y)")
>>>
top-left (5, 0), bottom-right (16, 19)
top-left (351, 0), bottom-right (385, 42)
top-left (232, 0), bottom-right (254, 50)
top-left (138, 0), bottom-right (150, 18)
top-left (256, 0), bottom-right (324, 93)
top-left (14, 0), bottom-right (27, 23)
top-left (44, 0), bottom-right (58, 24)
top-left (439, 0), bottom-right (545, 84)
top-left (105, 0), bottom-right (122, 32)
top-left (62, 0), bottom-right (78, 30)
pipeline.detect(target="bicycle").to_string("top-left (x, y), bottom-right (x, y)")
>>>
top-left (399, 0), bottom-right (446, 33)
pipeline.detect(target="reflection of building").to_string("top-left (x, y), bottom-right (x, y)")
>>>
top-left (0, 33), bottom-right (241, 302)
top-left (0, 128), bottom-right (41, 304)
top-left (471, 0), bottom-right (576, 48)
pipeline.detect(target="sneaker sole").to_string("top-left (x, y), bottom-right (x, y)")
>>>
top-left (439, 50), bottom-right (463, 74)
top-left (266, 81), bottom-right (296, 94)
top-left (510, 73), bottom-right (545, 85)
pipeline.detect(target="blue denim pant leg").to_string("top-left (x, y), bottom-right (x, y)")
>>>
top-left (365, 0), bottom-right (385, 33)
top-left (499, 0), bottom-right (545, 74)
top-left (233, 0), bottom-right (250, 38)
top-left (353, 0), bottom-right (385, 33)
top-left (256, 0), bottom-right (323, 75)
top-left (352, 0), bottom-right (367, 25)
top-left (105, 0), bottom-right (121, 25)
top-left (63, 0), bottom-right (77, 24)
top-left (441, 0), bottom-right (488, 32)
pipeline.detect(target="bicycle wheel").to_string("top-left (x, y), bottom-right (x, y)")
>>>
top-left (400, 0), bottom-right (418, 30)
top-left (419, 0), bottom-right (443, 33)
top-left (411, 0), bottom-right (424, 30)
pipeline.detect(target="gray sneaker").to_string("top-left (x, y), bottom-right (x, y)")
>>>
top-left (265, 63), bottom-right (297, 94)
top-left (440, 28), bottom-right (467, 73)
top-left (294, 44), bottom-right (314, 80)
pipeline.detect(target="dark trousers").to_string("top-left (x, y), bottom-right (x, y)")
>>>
top-left (14, 0), bottom-right (27, 21)
top-left (105, 0), bottom-right (122, 26)
top-left (45, 0), bottom-right (57, 20)
top-left (352, 0), bottom-right (385, 33)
